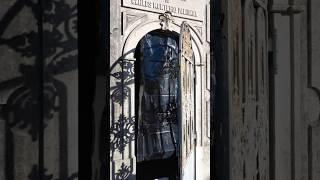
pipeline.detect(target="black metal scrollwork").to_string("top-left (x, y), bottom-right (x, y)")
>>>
top-left (110, 60), bottom-right (135, 105)
top-left (109, 58), bottom-right (136, 178)
top-left (110, 114), bottom-right (135, 155)
top-left (114, 163), bottom-right (132, 180)
top-left (156, 102), bottom-right (178, 124)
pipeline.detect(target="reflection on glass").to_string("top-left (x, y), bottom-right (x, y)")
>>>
top-left (137, 33), bottom-right (179, 162)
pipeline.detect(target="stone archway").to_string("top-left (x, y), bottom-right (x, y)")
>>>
top-left (122, 16), bottom-right (203, 63)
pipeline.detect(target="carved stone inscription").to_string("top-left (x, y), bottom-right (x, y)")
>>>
top-left (122, 0), bottom-right (205, 21)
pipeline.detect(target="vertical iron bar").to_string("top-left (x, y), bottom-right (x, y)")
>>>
top-left (36, 0), bottom-right (44, 178)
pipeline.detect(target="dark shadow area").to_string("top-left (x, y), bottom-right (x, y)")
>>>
top-left (78, 0), bottom-right (108, 179)
top-left (137, 155), bottom-right (179, 180)
top-left (211, 0), bottom-right (229, 179)
top-left (78, 0), bottom-right (95, 179)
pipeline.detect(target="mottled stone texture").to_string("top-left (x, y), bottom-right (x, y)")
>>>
top-left (221, 0), bottom-right (269, 180)
top-left (0, 0), bottom-right (78, 179)
top-left (271, 0), bottom-right (320, 179)
top-left (301, 0), bottom-right (320, 179)
top-left (214, 0), bottom-right (320, 179)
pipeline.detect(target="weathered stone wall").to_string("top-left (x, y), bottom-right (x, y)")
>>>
top-left (300, 0), bottom-right (320, 179)
top-left (216, 0), bottom-right (320, 179)
top-left (270, 0), bottom-right (320, 179)
top-left (0, 0), bottom-right (78, 179)
top-left (223, 0), bottom-right (270, 180)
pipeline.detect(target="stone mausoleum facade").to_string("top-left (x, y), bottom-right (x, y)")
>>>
top-left (109, 0), bottom-right (211, 179)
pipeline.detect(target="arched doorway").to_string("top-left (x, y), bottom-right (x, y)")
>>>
top-left (135, 22), bottom-right (196, 180)
top-left (135, 30), bottom-right (180, 179)
top-left (109, 13), bottom-right (204, 178)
